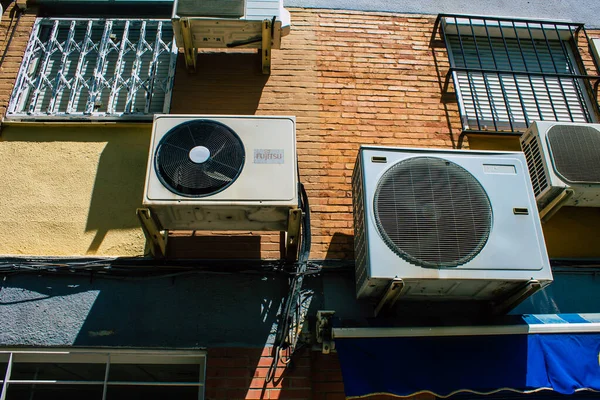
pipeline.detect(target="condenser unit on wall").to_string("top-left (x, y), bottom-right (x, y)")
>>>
top-left (352, 146), bottom-right (552, 311)
top-left (521, 121), bottom-right (600, 210)
top-left (143, 115), bottom-right (298, 231)
top-left (171, 0), bottom-right (291, 72)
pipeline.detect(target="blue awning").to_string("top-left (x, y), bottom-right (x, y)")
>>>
top-left (334, 314), bottom-right (600, 399)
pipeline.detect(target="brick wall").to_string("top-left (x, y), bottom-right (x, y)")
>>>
top-left (205, 347), bottom-right (345, 400)
top-left (0, 3), bottom-right (35, 120)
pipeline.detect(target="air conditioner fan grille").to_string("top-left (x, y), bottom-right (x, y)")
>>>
top-left (374, 157), bottom-right (492, 268)
top-left (155, 120), bottom-right (245, 197)
top-left (547, 125), bottom-right (600, 184)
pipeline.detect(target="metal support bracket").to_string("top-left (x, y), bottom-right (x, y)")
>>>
top-left (136, 208), bottom-right (167, 258)
top-left (539, 188), bottom-right (574, 223)
top-left (285, 208), bottom-right (302, 263)
top-left (316, 310), bottom-right (336, 354)
top-left (261, 18), bottom-right (272, 75)
top-left (180, 17), bottom-right (197, 72)
top-left (375, 278), bottom-right (405, 317)
top-left (491, 279), bottom-right (542, 315)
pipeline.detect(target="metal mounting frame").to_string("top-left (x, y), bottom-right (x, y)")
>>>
top-left (285, 208), bottom-right (302, 263)
top-left (136, 208), bottom-right (167, 258)
top-left (316, 310), bottom-right (336, 354)
top-left (374, 278), bottom-right (405, 317)
top-left (490, 279), bottom-right (542, 315)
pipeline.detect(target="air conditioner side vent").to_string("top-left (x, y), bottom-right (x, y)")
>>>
top-left (522, 134), bottom-right (548, 198)
top-left (352, 154), bottom-right (368, 296)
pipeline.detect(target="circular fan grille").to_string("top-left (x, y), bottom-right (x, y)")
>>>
top-left (374, 157), bottom-right (492, 268)
top-left (155, 120), bottom-right (245, 197)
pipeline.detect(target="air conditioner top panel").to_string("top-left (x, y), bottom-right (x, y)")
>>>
top-left (173, 0), bottom-right (289, 22)
top-left (358, 145), bottom-right (526, 157)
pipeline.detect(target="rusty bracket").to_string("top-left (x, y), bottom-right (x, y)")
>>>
top-left (285, 208), bottom-right (302, 263)
top-left (136, 208), bottom-right (167, 258)
top-left (261, 18), bottom-right (272, 75)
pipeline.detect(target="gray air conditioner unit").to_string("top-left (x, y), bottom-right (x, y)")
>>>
top-left (352, 146), bottom-right (552, 307)
top-left (143, 115), bottom-right (298, 231)
top-left (520, 121), bottom-right (600, 209)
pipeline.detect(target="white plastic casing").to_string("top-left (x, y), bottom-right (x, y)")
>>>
top-left (521, 121), bottom-right (600, 209)
top-left (143, 115), bottom-right (298, 231)
top-left (353, 146), bottom-right (553, 301)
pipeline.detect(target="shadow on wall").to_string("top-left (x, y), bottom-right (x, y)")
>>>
top-left (170, 52), bottom-right (269, 115)
top-left (0, 273), bottom-right (286, 348)
top-left (323, 232), bottom-right (354, 262)
top-left (85, 130), bottom-right (150, 254)
top-left (0, 274), bottom-right (335, 398)
top-left (0, 126), bottom-right (150, 256)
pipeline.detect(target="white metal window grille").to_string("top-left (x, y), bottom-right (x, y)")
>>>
top-left (7, 18), bottom-right (178, 121)
top-left (0, 348), bottom-right (206, 400)
top-left (436, 15), bottom-right (600, 134)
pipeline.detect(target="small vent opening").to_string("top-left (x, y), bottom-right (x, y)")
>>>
top-left (155, 120), bottom-right (245, 197)
top-left (373, 157), bottom-right (492, 268)
top-left (547, 125), bottom-right (600, 184)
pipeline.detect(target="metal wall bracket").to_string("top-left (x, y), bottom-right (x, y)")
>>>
top-left (285, 208), bottom-right (302, 263)
top-left (375, 278), bottom-right (405, 317)
top-left (539, 188), bottom-right (574, 223)
top-left (491, 279), bottom-right (542, 315)
top-left (136, 208), bottom-right (167, 258)
top-left (261, 18), bottom-right (272, 75)
top-left (316, 310), bottom-right (336, 354)
top-left (180, 17), bottom-right (198, 72)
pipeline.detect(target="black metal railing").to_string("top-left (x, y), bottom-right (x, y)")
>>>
top-left (433, 14), bottom-right (600, 135)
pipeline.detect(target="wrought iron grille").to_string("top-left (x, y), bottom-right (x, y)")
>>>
top-left (435, 14), bottom-right (600, 134)
top-left (7, 18), bottom-right (178, 120)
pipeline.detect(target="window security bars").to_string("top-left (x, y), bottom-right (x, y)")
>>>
top-left (0, 349), bottom-right (206, 400)
top-left (435, 14), bottom-right (600, 134)
top-left (7, 19), bottom-right (178, 120)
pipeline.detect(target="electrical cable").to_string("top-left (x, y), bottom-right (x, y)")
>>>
top-left (266, 177), bottom-right (313, 383)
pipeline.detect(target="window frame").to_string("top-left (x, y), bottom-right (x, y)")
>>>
top-left (7, 17), bottom-right (178, 122)
top-left (0, 348), bottom-right (206, 400)
top-left (435, 14), bottom-right (600, 135)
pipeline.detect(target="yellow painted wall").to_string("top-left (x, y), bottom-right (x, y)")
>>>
top-left (0, 125), bottom-right (150, 256)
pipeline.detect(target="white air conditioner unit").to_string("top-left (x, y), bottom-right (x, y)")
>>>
top-left (171, 0), bottom-right (291, 49)
top-left (352, 146), bottom-right (552, 307)
top-left (143, 115), bottom-right (298, 231)
top-left (521, 121), bottom-right (600, 209)
top-left (175, 0), bottom-right (247, 18)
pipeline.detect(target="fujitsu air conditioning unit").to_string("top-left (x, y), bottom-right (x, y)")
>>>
top-left (143, 115), bottom-right (298, 231)
top-left (520, 121), bottom-right (600, 209)
top-left (353, 146), bottom-right (552, 307)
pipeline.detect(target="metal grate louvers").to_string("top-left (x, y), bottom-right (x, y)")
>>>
top-left (547, 125), bottom-right (600, 184)
top-left (155, 120), bottom-right (245, 197)
top-left (374, 157), bottom-right (492, 268)
top-left (522, 134), bottom-right (549, 197)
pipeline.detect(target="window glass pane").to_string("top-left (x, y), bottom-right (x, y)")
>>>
top-left (10, 362), bottom-right (106, 381)
top-left (6, 384), bottom-right (103, 400)
top-left (108, 363), bottom-right (200, 382)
